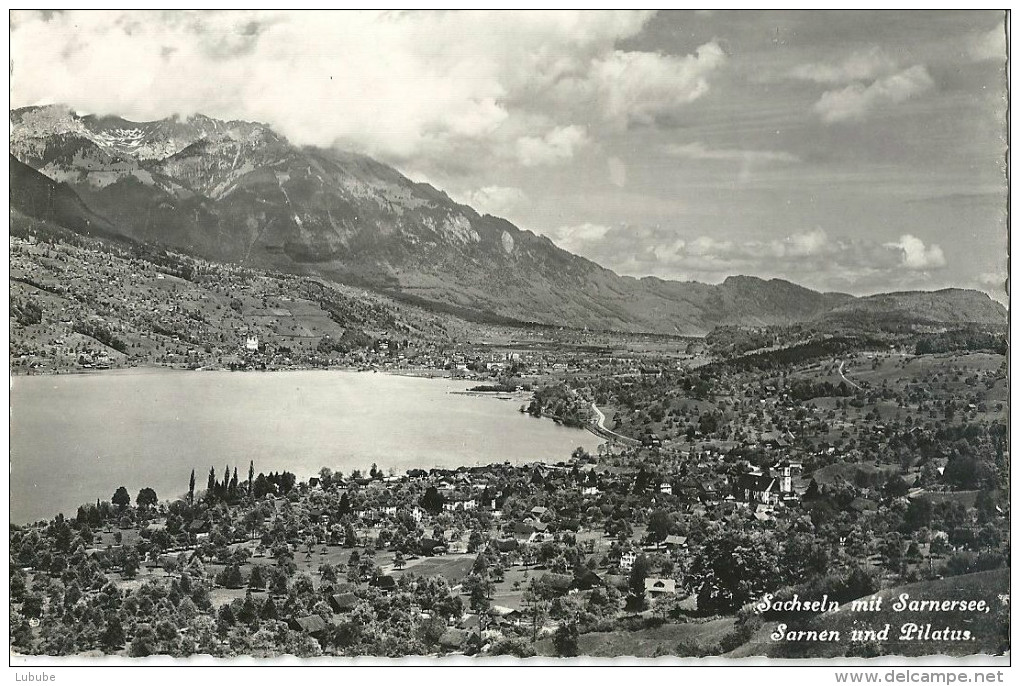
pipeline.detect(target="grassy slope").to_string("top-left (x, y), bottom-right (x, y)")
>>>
top-left (536, 618), bottom-right (738, 657)
top-left (729, 568), bottom-right (1009, 658)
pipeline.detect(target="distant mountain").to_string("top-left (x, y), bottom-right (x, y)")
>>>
top-left (821, 289), bottom-right (1007, 329)
top-left (9, 105), bottom-right (1007, 335)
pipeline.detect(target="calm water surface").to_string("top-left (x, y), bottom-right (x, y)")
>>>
top-left (10, 369), bottom-right (601, 523)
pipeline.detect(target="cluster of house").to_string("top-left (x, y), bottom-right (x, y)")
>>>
top-left (292, 454), bottom-right (811, 538)
top-left (733, 461), bottom-right (804, 509)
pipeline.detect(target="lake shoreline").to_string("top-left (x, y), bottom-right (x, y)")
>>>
top-left (11, 368), bottom-right (600, 524)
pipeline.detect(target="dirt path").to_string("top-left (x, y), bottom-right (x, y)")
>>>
top-left (838, 360), bottom-right (862, 390)
top-left (589, 402), bottom-right (635, 444)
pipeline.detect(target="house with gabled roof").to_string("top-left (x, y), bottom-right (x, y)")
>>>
top-left (664, 535), bottom-right (688, 550)
top-left (644, 577), bottom-right (677, 597)
top-left (329, 593), bottom-right (358, 613)
top-left (289, 615), bottom-right (328, 637)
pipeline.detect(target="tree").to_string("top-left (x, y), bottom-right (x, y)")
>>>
top-left (101, 618), bottom-right (126, 650)
top-left (469, 579), bottom-right (492, 612)
top-left (260, 596), bottom-right (279, 621)
top-left (690, 530), bottom-right (780, 614)
top-left (420, 486), bottom-right (445, 516)
top-left (417, 616), bottom-right (448, 649)
top-left (217, 564), bottom-right (244, 589)
top-left (319, 563), bottom-right (338, 583)
top-left (647, 510), bottom-right (674, 544)
top-left (112, 486), bottom-right (131, 512)
top-left (269, 567), bottom-right (289, 596)
top-left (162, 555), bottom-right (179, 577)
top-left (944, 454), bottom-right (985, 490)
top-left (136, 487), bottom-right (158, 510)
top-left (522, 578), bottom-right (547, 642)
top-left (208, 467), bottom-right (216, 493)
top-left (21, 594), bottom-right (44, 619)
top-left (904, 498), bottom-right (933, 533)
top-left (249, 564), bottom-right (268, 590)
top-left (553, 621), bottom-right (579, 657)
top-left (394, 551), bottom-right (406, 570)
top-left (628, 554), bottom-right (650, 596)
top-left (248, 460), bottom-right (255, 494)
top-left (626, 553), bottom-right (651, 610)
top-left (344, 524), bottom-right (358, 548)
top-left (883, 474), bottom-right (910, 499)
top-left (122, 552), bottom-right (140, 579)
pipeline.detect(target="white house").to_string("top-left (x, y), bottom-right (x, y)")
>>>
top-left (644, 577), bottom-right (677, 597)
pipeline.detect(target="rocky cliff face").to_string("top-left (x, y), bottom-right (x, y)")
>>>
top-left (10, 105), bottom-right (1006, 334)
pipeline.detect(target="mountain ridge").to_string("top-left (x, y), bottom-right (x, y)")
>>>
top-left (9, 105), bottom-right (1007, 335)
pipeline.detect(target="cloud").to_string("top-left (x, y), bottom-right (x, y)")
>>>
top-left (590, 42), bottom-right (727, 127)
top-left (975, 271), bottom-right (1008, 303)
top-left (977, 271), bottom-right (1006, 287)
top-left (460, 185), bottom-right (527, 217)
top-left (967, 24), bottom-right (1006, 63)
top-left (789, 47), bottom-right (897, 84)
top-left (516, 125), bottom-right (590, 166)
top-left (776, 228), bottom-right (830, 257)
top-left (10, 10), bottom-right (733, 183)
top-left (607, 157), bottom-right (627, 187)
top-left (9, 10), bottom-right (655, 165)
top-left (535, 223), bottom-right (948, 291)
top-left (665, 141), bottom-right (799, 163)
top-left (884, 234), bottom-right (946, 270)
top-left (543, 223), bottom-right (613, 254)
top-left (814, 65), bottom-right (935, 123)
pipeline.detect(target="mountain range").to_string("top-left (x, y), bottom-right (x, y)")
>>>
top-left (9, 105), bottom-right (1007, 335)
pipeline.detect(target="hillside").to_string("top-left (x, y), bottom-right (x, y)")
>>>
top-left (9, 209), bottom-right (473, 373)
top-left (9, 154), bottom-right (122, 239)
top-left (821, 289), bottom-right (1007, 330)
top-left (10, 105), bottom-right (1007, 335)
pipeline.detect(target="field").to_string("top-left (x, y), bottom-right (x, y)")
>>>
top-left (535, 617), bottom-right (738, 657)
top-left (396, 553), bottom-right (476, 585)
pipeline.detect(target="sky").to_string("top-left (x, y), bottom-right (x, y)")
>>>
top-left (9, 10), bottom-right (1009, 301)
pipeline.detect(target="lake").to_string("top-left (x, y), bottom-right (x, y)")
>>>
top-left (9, 369), bottom-right (602, 523)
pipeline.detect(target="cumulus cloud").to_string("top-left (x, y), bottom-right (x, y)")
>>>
top-left (590, 42), bottom-right (727, 127)
top-left (884, 234), bottom-right (946, 270)
top-left (9, 10), bottom-right (659, 164)
top-left (516, 125), bottom-right (590, 166)
top-left (460, 185), bottom-right (527, 217)
top-left (789, 46), bottom-right (897, 84)
top-left (977, 271), bottom-right (1007, 287)
top-left (967, 24), bottom-right (1007, 62)
top-left (665, 141), bottom-right (799, 163)
top-left (775, 228), bottom-right (830, 257)
top-left (814, 65), bottom-right (935, 123)
top-left (543, 223), bottom-right (613, 254)
top-left (535, 223), bottom-right (948, 291)
top-left (975, 271), bottom-right (1008, 303)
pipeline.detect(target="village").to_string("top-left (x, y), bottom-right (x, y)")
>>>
top-left (10, 341), bottom-right (1010, 658)
top-left (9, 440), bottom-right (813, 657)
top-left (9, 226), bottom-right (696, 383)
top-left (9, 206), bottom-right (1010, 658)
